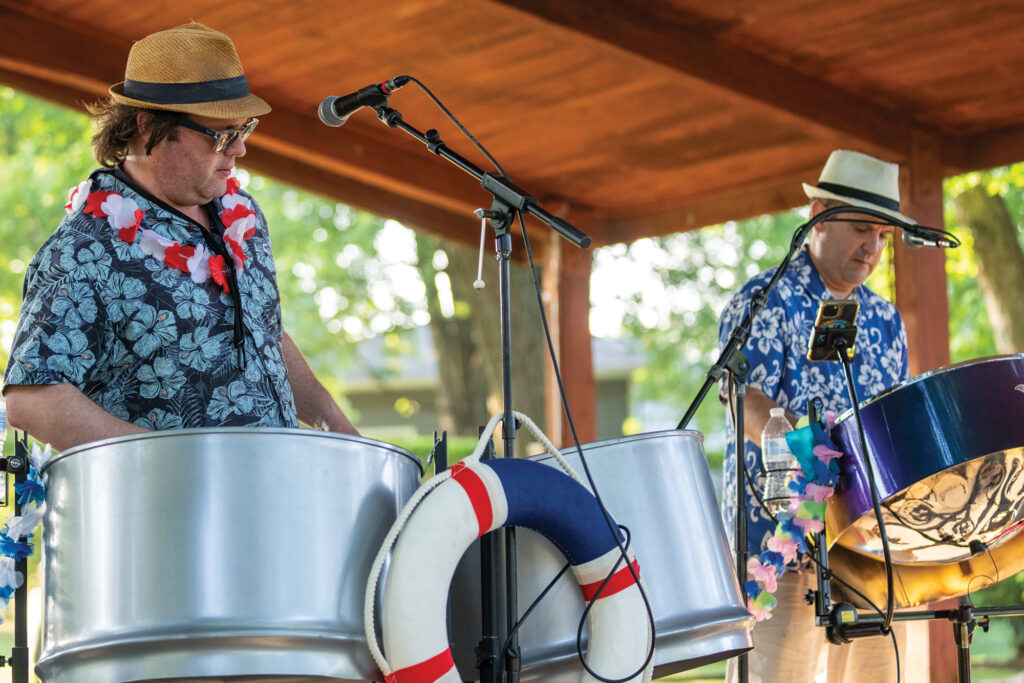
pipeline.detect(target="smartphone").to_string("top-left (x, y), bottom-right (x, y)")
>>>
top-left (806, 299), bottom-right (859, 362)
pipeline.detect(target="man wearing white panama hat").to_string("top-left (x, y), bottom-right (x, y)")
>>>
top-left (3, 23), bottom-right (358, 449)
top-left (718, 150), bottom-right (913, 681)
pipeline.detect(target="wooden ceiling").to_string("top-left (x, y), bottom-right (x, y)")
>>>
top-left (3, 0), bottom-right (1024, 249)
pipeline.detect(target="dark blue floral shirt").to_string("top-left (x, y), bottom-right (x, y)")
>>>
top-left (718, 249), bottom-right (909, 562)
top-left (3, 169), bottom-right (299, 431)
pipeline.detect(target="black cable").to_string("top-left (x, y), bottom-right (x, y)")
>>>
top-left (835, 340), bottom-right (895, 631)
top-left (501, 561), bottom-right (572, 660)
top-left (405, 77), bottom-right (656, 681)
top-left (517, 207), bottom-right (656, 682)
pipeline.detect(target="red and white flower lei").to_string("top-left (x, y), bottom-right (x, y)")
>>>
top-left (66, 176), bottom-right (256, 293)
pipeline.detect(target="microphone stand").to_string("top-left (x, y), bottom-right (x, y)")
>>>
top-left (366, 103), bottom-right (591, 683)
top-left (0, 431), bottom-right (31, 683)
top-left (675, 205), bottom-right (911, 683)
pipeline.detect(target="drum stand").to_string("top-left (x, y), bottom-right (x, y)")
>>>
top-left (0, 431), bottom-right (31, 683)
top-left (810, 529), bottom-right (1024, 682)
top-left (360, 98), bottom-right (591, 683)
top-left (808, 332), bottom-right (1024, 682)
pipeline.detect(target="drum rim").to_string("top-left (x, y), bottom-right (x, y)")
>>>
top-left (531, 429), bottom-right (704, 459)
top-left (834, 352), bottom-right (1024, 424)
top-left (43, 426), bottom-right (424, 475)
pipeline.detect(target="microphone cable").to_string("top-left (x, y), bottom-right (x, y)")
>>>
top-left (399, 76), bottom-right (657, 682)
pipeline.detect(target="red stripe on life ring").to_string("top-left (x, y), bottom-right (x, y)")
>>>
top-left (579, 558), bottom-right (641, 601)
top-left (449, 463), bottom-right (493, 537)
top-left (385, 648), bottom-right (456, 683)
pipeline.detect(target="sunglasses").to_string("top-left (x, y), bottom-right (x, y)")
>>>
top-left (176, 117), bottom-right (259, 153)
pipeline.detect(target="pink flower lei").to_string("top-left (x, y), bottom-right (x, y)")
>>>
top-left (743, 412), bottom-right (842, 622)
top-left (67, 176), bottom-right (256, 293)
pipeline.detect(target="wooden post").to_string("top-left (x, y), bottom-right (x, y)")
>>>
top-left (543, 232), bottom-right (597, 448)
top-left (895, 131), bottom-right (956, 683)
top-left (894, 131), bottom-right (950, 376)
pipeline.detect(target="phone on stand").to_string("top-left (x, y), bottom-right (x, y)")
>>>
top-left (806, 299), bottom-right (859, 362)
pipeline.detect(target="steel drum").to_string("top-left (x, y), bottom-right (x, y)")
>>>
top-left (827, 354), bottom-right (1024, 608)
top-left (36, 428), bottom-right (423, 683)
top-left (447, 430), bottom-right (753, 681)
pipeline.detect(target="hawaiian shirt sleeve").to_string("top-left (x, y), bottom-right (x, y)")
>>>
top-left (718, 283), bottom-right (789, 402)
top-left (3, 225), bottom-right (110, 390)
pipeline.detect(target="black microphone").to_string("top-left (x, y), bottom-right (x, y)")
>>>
top-left (901, 227), bottom-right (957, 249)
top-left (318, 75), bottom-right (411, 127)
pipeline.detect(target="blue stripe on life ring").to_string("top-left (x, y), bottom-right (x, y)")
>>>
top-left (484, 458), bottom-right (624, 566)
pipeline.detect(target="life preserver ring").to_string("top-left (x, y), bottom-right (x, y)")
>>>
top-left (366, 457), bottom-right (653, 683)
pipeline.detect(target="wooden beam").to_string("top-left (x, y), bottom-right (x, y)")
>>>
top-left (543, 232), bottom-right (596, 447)
top-left (948, 123), bottom-right (1024, 174)
top-left (240, 146), bottom-right (479, 242)
top-left (484, 0), bottom-right (944, 157)
top-left (254, 108), bottom-right (488, 219)
top-left (591, 169), bottom-right (812, 243)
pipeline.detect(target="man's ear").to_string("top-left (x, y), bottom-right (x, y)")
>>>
top-left (809, 199), bottom-right (830, 234)
top-left (136, 111), bottom-right (154, 146)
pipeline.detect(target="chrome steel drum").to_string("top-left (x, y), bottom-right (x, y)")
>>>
top-left (37, 428), bottom-right (423, 683)
top-left (448, 430), bottom-right (753, 681)
top-left (827, 354), bottom-right (1024, 607)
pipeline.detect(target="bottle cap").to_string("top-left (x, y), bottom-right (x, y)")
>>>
top-left (770, 407), bottom-right (785, 417)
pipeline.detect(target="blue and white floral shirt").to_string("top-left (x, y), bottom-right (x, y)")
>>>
top-left (717, 249), bottom-right (909, 562)
top-left (3, 169), bottom-right (299, 432)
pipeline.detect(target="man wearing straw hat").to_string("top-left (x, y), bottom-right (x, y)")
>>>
top-left (3, 23), bottom-right (357, 450)
top-left (718, 150), bottom-right (913, 681)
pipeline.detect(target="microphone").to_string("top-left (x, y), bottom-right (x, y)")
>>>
top-left (901, 227), bottom-right (957, 249)
top-left (318, 75), bottom-right (411, 127)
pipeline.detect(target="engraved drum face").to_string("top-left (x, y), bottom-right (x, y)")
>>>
top-left (36, 428), bottom-right (423, 683)
top-left (446, 430), bottom-right (754, 682)
top-left (827, 354), bottom-right (1024, 607)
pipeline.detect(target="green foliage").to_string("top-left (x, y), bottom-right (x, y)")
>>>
top-left (0, 88), bottom-right (96, 369)
top-left (943, 166), bottom-right (1024, 361)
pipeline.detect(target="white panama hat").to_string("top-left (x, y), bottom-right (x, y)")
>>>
top-left (803, 149), bottom-right (915, 225)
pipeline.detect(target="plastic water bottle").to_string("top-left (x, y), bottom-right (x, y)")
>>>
top-left (761, 407), bottom-right (797, 515)
top-left (0, 392), bottom-right (6, 456)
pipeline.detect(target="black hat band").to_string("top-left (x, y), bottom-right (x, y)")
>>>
top-left (816, 181), bottom-right (900, 212)
top-left (123, 75), bottom-right (250, 104)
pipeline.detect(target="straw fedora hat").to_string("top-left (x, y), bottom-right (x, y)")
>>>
top-left (803, 149), bottom-right (914, 225)
top-left (109, 22), bottom-right (270, 119)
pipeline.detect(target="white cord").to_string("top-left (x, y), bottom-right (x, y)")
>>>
top-left (473, 213), bottom-right (487, 290)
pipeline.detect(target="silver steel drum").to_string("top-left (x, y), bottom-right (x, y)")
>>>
top-left (448, 430), bottom-right (753, 681)
top-left (826, 354), bottom-right (1024, 607)
top-left (37, 428), bottom-right (423, 683)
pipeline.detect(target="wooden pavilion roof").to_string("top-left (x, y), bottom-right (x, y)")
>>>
top-left (2, 0), bottom-right (1024, 249)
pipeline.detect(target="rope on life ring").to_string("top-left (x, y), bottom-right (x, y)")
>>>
top-left (364, 413), bottom-right (654, 683)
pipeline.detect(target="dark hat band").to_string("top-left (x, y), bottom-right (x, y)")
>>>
top-left (123, 75), bottom-right (250, 104)
top-left (816, 181), bottom-right (900, 212)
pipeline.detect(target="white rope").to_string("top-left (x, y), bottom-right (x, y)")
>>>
top-left (511, 411), bottom-right (584, 485)
top-left (364, 410), bottom-right (582, 675)
top-left (363, 469), bottom-right (451, 676)
top-left (462, 412), bottom-right (505, 463)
